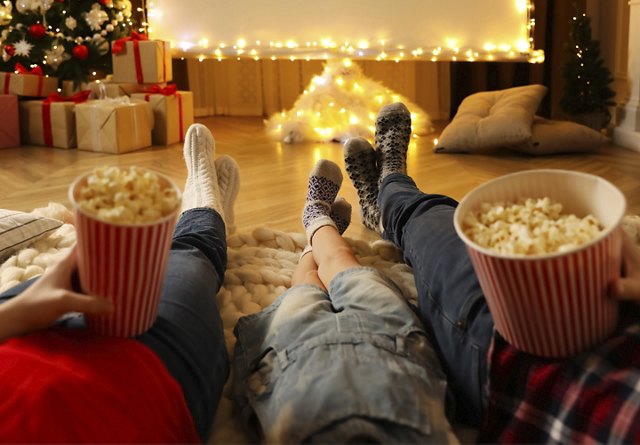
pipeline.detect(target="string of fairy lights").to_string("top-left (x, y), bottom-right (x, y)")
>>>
top-left (139, 0), bottom-right (544, 64)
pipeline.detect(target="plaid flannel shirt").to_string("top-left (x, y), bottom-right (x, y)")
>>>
top-left (478, 312), bottom-right (640, 444)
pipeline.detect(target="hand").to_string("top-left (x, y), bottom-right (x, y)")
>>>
top-left (611, 233), bottom-right (640, 303)
top-left (0, 247), bottom-right (113, 341)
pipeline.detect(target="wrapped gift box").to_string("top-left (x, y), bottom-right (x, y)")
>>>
top-left (131, 86), bottom-right (193, 145)
top-left (75, 98), bottom-right (154, 154)
top-left (18, 93), bottom-right (90, 149)
top-left (112, 36), bottom-right (172, 84)
top-left (0, 71), bottom-right (58, 97)
top-left (0, 94), bottom-right (20, 148)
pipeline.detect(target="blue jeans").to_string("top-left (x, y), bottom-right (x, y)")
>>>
top-left (0, 208), bottom-right (229, 441)
top-left (233, 267), bottom-right (451, 444)
top-left (379, 173), bottom-right (494, 427)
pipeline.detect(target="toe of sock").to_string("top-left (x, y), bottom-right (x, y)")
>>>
top-left (378, 102), bottom-right (410, 118)
top-left (344, 137), bottom-right (375, 157)
top-left (310, 159), bottom-right (343, 185)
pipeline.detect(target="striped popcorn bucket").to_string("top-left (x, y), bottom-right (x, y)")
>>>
top-left (454, 170), bottom-right (626, 358)
top-left (69, 169), bottom-right (181, 337)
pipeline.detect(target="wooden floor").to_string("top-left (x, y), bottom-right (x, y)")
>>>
top-left (2, 116), bottom-right (640, 243)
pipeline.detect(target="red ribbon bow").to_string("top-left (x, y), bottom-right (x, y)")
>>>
top-left (44, 90), bottom-right (91, 104)
top-left (42, 90), bottom-right (91, 147)
top-left (14, 63), bottom-right (43, 76)
top-left (112, 31), bottom-right (148, 55)
top-left (143, 84), bottom-right (177, 96)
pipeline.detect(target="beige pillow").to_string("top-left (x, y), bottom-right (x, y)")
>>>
top-left (0, 210), bottom-right (63, 262)
top-left (434, 84), bottom-right (548, 153)
top-left (509, 117), bottom-right (607, 155)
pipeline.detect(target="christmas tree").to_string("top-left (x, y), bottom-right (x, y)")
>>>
top-left (0, 0), bottom-right (135, 86)
top-left (560, 10), bottom-right (615, 122)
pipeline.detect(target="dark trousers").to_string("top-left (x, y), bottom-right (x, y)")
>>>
top-left (379, 173), bottom-right (494, 426)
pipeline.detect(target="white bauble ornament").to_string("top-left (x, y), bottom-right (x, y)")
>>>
top-left (106, 24), bottom-right (114, 32)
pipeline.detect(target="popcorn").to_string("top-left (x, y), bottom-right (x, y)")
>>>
top-left (463, 197), bottom-right (603, 256)
top-left (75, 166), bottom-right (180, 224)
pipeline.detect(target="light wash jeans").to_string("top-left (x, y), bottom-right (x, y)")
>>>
top-left (379, 173), bottom-right (494, 426)
top-left (0, 208), bottom-right (230, 441)
top-left (233, 266), bottom-right (452, 444)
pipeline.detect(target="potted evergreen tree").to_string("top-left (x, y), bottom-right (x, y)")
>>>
top-left (560, 10), bottom-right (616, 131)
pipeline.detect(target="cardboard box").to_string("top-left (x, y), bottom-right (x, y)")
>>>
top-left (0, 94), bottom-right (20, 148)
top-left (75, 99), bottom-right (154, 154)
top-left (0, 71), bottom-right (58, 97)
top-left (131, 89), bottom-right (193, 145)
top-left (112, 39), bottom-right (172, 84)
top-left (19, 100), bottom-right (77, 149)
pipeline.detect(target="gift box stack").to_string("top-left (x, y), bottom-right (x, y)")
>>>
top-left (9, 33), bottom-right (194, 154)
top-left (75, 32), bottom-right (194, 153)
top-left (0, 63), bottom-right (58, 149)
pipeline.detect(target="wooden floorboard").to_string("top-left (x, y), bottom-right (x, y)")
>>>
top-left (2, 116), bottom-right (639, 243)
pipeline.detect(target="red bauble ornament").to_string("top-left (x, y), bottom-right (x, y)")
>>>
top-left (29, 24), bottom-right (47, 39)
top-left (72, 44), bottom-right (89, 61)
top-left (4, 44), bottom-right (15, 56)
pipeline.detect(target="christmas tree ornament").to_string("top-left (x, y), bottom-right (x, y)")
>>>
top-left (13, 39), bottom-right (33, 57)
top-left (0, 1), bottom-right (12, 26)
top-left (65, 16), bottom-right (77, 30)
top-left (84, 3), bottom-right (109, 31)
top-left (16, 0), bottom-right (53, 14)
top-left (4, 43), bottom-right (14, 56)
top-left (72, 44), bottom-right (89, 61)
top-left (2, 47), bottom-right (12, 62)
top-left (28, 23), bottom-right (47, 39)
top-left (44, 44), bottom-right (69, 69)
top-left (92, 35), bottom-right (109, 56)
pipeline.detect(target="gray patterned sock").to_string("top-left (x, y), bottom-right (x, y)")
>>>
top-left (302, 160), bottom-right (342, 245)
top-left (330, 197), bottom-right (352, 234)
top-left (344, 137), bottom-right (381, 233)
top-left (375, 102), bottom-right (412, 182)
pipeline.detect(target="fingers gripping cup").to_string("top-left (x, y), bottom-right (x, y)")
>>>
top-left (454, 169), bottom-right (626, 358)
top-left (69, 166), bottom-right (181, 337)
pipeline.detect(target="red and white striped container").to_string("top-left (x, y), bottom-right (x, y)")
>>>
top-left (454, 169), bottom-right (626, 358)
top-left (69, 169), bottom-right (181, 337)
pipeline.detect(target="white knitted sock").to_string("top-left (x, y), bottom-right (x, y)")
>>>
top-left (181, 124), bottom-right (224, 216)
top-left (215, 155), bottom-right (241, 235)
